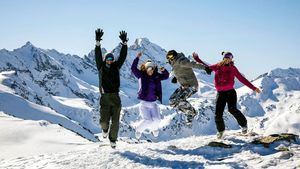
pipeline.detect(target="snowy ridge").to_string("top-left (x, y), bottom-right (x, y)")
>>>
top-left (0, 39), bottom-right (300, 168)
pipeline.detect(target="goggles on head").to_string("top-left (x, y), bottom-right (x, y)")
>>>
top-left (167, 54), bottom-right (175, 61)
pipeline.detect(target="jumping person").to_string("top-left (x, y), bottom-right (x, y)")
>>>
top-left (193, 52), bottom-right (261, 139)
top-left (166, 50), bottom-right (211, 124)
top-left (131, 52), bottom-right (169, 139)
top-left (94, 28), bottom-right (128, 148)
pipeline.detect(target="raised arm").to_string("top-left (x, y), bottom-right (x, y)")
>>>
top-left (95, 28), bottom-right (104, 70)
top-left (192, 52), bottom-right (212, 74)
top-left (157, 67), bottom-right (169, 81)
top-left (131, 53), bottom-right (142, 78)
top-left (116, 31), bottom-right (128, 68)
top-left (233, 66), bottom-right (256, 91)
top-left (209, 64), bottom-right (219, 72)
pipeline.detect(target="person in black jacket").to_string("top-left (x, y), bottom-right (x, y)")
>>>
top-left (94, 28), bottom-right (128, 148)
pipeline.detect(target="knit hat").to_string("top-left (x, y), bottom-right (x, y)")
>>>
top-left (105, 53), bottom-right (114, 61)
top-left (222, 51), bottom-right (233, 59)
top-left (144, 60), bottom-right (155, 70)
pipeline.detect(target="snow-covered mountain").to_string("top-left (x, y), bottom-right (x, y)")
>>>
top-left (0, 39), bottom-right (299, 168)
top-left (1, 39), bottom-right (300, 140)
top-left (0, 39), bottom-right (214, 140)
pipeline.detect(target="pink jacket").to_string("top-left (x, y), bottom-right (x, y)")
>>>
top-left (209, 63), bottom-right (256, 92)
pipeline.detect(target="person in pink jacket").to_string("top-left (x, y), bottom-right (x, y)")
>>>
top-left (193, 52), bottom-right (261, 139)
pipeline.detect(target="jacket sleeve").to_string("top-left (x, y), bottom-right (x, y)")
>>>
top-left (131, 57), bottom-right (142, 78)
top-left (95, 45), bottom-right (103, 70)
top-left (209, 64), bottom-right (218, 72)
top-left (193, 56), bottom-right (209, 67)
top-left (116, 44), bottom-right (128, 68)
top-left (158, 69), bottom-right (170, 81)
top-left (178, 57), bottom-right (206, 70)
top-left (234, 66), bottom-right (256, 91)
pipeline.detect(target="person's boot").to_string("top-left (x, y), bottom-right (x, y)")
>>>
top-left (152, 130), bottom-right (159, 137)
top-left (102, 130), bottom-right (108, 139)
top-left (110, 141), bottom-right (116, 149)
top-left (186, 114), bottom-right (194, 124)
top-left (135, 131), bottom-right (142, 139)
top-left (217, 131), bottom-right (225, 139)
top-left (241, 126), bottom-right (248, 134)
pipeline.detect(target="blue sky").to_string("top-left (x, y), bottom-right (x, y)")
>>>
top-left (0, 0), bottom-right (299, 79)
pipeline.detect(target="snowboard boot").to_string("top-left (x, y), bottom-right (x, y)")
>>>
top-left (217, 131), bottom-right (225, 139)
top-left (110, 141), bottom-right (116, 149)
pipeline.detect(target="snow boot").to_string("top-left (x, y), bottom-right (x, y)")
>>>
top-left (110, 141), bottom-right (116, 149)
top-left (102, 130), bottom-right (108, 139)
top-left (186, 114), bottom-right (194, 125)
top-left (217, 131), bottom-right (224, 139)
top-left (241, 126), bottom-right (248, 134)
top-left (135, 131), bottom-right (142, 139)
top-left (152, 130), bottom-right (159, 137)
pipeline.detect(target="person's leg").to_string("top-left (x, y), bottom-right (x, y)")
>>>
top-left (136, 101), bottom-right (152, 133)
top-left (100, 94), bottom-right (111, 133)
top-left (149, 102), bottom-right (161, 131)
top-left (180, 86), bottom-right (197, 100)
top-left (226, 89), bottom-right (247, 128)
top-left (177, 100), bottom-right (197, 117)
top-left (215, 91), bottom-right (227, 132)
top-left (109, 94), bottom-right (122, 142)
top-left (169, 87), bottom-right (183, 107)
top-left (175, 86), bottom-right (198, 118)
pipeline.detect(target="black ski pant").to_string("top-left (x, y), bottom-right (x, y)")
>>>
top-left (100, 93), bottom-right (121, 142)
top-left (215, 89), bottom-right (247, 132)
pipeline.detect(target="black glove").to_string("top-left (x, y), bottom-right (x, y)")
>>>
top-left (95, 28), bottom-right (104, 42)
top-left (171, 77), bottom-right (177, 83)
top-left (205, 66), bottom-right (212, 75)
top-left (119, 30), bottom-right (128, 43)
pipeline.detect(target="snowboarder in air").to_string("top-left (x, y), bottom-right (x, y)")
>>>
top-left (166, 50), bottom-right (211, 124)
top-left (94, 28), bottom-right (128, 148)
top-left (193, 52), bottom-right (261, 139)
top-left (131, 52), bottom-right (169, 139)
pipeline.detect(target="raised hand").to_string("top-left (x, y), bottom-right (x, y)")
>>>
top-left (119, 30), bottom-right (128, 43)
top-left (192, 52), bottom-right (199, 59)
top-left (255, 87), bottom-right (261, 93)
top-left (137, 52), bottom-right (142, 58)
top-left (95, 28), bottom-right (104, 42)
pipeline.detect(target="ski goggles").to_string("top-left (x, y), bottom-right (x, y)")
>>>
top-left (105, 57), bottom-right (114, 61)
top-left (166, 54), bottom-right (175, 61)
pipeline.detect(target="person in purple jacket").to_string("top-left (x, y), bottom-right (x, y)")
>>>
top-left (131, 52), bottom-right (169, 139)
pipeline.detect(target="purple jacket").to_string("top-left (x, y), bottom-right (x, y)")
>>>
top-left (131, 57), bottom-right (169, 103)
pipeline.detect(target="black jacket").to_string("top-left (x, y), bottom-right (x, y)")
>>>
top-left (95, 44), bottom-right (128, 93)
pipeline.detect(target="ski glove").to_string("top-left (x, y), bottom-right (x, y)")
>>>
top-left (205, 66), bottom-right (212, 75)
top-left (119, 31), bottom-right (128, 43)
top-left (95, 28), bottom-right (104, 42)
top-left (171, 77), bottom-right (177, 83)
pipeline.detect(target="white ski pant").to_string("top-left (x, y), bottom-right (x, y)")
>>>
top-left (136, 101), bottom-right (161, 133)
